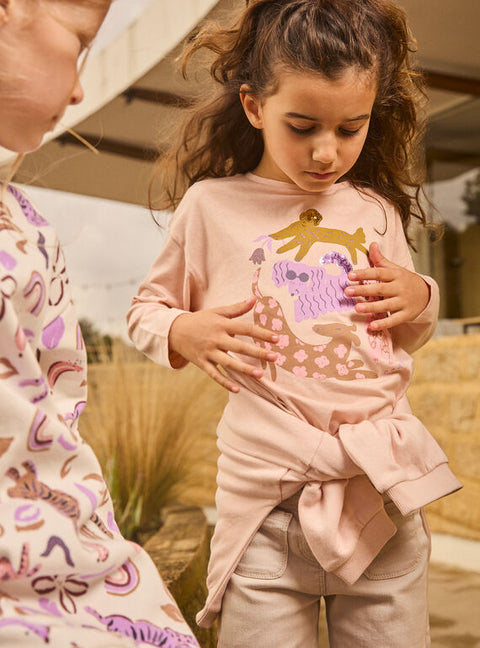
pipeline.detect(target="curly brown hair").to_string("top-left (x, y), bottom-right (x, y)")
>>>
top-left (151, 0), bottom-right (431, 246)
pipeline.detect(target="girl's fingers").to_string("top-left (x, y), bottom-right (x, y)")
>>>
top-left (348, 267), bottom-right (396, 283)
top-left (203, 361), bottom-right (241, 393)
top-left (208, 299), bottom-right (280, 343)
top-left (355, 297), bottom-right (398, 315)
top-left (171, 300), bottom-right (284, 392)
top-left (369, 311), bottom-right (404, 331)
top-left (209, 347), bottom-right (263, 377)
top-left (223, 357), bottom-right (264, 380)
top-left (223, 336), bottom-right (278, 363)
top-left (222, 317), bottom-right (279, 341)
top-left (212, 297), bottom-right (257, 319)
top-left (345, 278), bottom-right (398, 299)
top-left (227, 324), bottom-right (279, 346)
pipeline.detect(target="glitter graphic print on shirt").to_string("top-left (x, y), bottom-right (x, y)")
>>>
top-left (249, 208), bottom-right (392, 381)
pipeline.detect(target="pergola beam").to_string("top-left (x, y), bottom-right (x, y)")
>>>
top-left (123, 88), bottom-right (195, 108)
top-left (57, 132), bottom-right (160, 161)
top-left (59, 66), bottom-right (480, 165)
top-left (426, 148), bottom-right (480, 165)
top-left (422, 70), bottom-right (480, 96)
top-left (57, 130), bottom-right (480, 167)
top-left (121, 70), bottom-right (480, 110)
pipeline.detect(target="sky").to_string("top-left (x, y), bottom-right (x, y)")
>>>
top-left (427, 168), bottom-right (477, 232)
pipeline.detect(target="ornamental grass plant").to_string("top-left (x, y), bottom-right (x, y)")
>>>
top-left (80, 343), bottom-right (225, 541)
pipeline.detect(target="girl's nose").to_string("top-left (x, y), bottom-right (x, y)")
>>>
top-left (69, 79), bottom-right (85, 106)
top-left (312, 135), bottom-right (336, 165)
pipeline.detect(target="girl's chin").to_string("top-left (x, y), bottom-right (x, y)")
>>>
top-left (14, 139), bottom-right (44, 154)
top-left (19, 127), bottom-right (51, 153)
top-left (4, 139), bottom-right (45, 155)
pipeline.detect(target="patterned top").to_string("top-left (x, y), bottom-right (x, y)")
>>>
top-left (0, 185), bottom-right (199, 647)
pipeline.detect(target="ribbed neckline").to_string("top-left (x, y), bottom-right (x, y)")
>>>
top-left (245, 172), bottom-right (350, 197)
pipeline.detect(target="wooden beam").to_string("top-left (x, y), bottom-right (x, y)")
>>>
top-left (423, 70), bottom-right (480, 96)
top-left (123, 87), bottom-right (195, 109)
top-left (57, 132), bottom-right (161, 161)
top-left (426, 148), bottom-right (480, 165)
top-left (123, 72), bottom-right (480, 109)
top-left (56, 136), bottom-right (480, 166)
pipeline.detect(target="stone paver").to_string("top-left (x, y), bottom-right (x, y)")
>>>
top-left (429, 562), bottom-right (480, 647)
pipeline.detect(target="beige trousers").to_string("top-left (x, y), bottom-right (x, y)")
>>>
top-left (218, 493), bottom-right (431, 648)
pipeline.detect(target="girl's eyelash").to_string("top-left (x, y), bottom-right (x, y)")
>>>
top-left (288, 125), bottom-right (361, 137)
top-left (340, 128), bottom-right (361, 137)
top-left (288, 125), bottom-right (315, 135)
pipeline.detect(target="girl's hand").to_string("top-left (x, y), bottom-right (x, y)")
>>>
top-left (168, 296), bottom-right (279, 392)
top-left (345, 242), bottom-right (430, 332)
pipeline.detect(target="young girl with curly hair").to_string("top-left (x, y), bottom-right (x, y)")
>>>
top-left (128, 1), bottom-right (461, 645)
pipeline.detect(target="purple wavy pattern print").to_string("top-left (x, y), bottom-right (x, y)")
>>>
top-left (272, 258), bottom-right (355, 322)
top-left (85, 607), bottom-right (199, 646)
top-left (8, 186), bottom-right (49, 226)
top-left (40, 535), bottom-right (75, 566)
top-left (0, 618), bottom-right (49, 643)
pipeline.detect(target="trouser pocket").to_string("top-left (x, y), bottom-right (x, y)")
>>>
top-left (234, 509), bottom-right (292, 579)
top-left (364, 502), bottom-right (430, 580)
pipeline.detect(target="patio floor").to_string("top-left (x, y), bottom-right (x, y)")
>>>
top-left (428, 562), bottom-right (480, 647)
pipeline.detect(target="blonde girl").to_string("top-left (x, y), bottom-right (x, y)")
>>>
top-left (128, 1), bottom-right (461, 646)
top-left (0, 1), bottom-right (199, 646)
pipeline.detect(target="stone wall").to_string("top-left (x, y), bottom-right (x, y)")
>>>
top-left (408, 334), bottom-right (480, 540)
top-left (143, 506), bottom-right (217, 648)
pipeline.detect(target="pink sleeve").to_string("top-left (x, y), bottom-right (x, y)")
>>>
top-left (338, 399), bottom-right (462, 514)
top-left (223, 390), bottom-right (461, 515)
top-left (388, 211), bottom-right (440, 353)
top-left (126, 233), bottom-right (191, 369)
top-left (391, 274), bottom-right (439, 353)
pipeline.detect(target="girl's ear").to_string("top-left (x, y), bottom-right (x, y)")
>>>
top-left (239, 83), bottom-right (264, 129)
top-left (0, 0), bottom-right (11, 25)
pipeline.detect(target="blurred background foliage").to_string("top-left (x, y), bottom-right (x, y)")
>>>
top-left (79, 330), bottom-right (226, 541)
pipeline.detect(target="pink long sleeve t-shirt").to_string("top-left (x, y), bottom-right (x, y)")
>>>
top-left (127, 174), bottom-right (461, 627)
